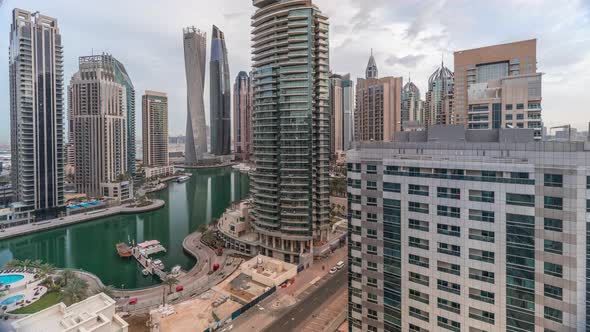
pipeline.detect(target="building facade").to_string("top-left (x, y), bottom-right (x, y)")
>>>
top-left (355, 54), bottom-right (402, 142)
top-left (424, 61), bottom-right (454, 127)
top-left (113, 57), bottom-right (136, 175)
top-left (233, 71), bottom-right (253, 161)
top-left (330, 73), bottom-right (354, 157)
top-left (210, 25), bottom-right (231, 156)
top-left (250, 0), bottom-right (331, 265)
top-left (183, 27), bottom-right (208, 164)
top-left (142, 90), bottom-right (169, 167)
top-left (347, 126), bottom-right (590, 332)
top-left (401, 79), bottom-right (424, 129)
top-left (454, 39), bottom-right (539, 130)
top-left (9, 9), bottom-right (65, 219)
top-left (69, 55), bottom-right (129, 198)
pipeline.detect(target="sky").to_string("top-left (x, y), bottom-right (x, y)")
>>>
top-left (0, 0), bottom-right (589, 144)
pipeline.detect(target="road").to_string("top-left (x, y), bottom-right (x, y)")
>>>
top-left (262, 268), bottom-right (347, 332)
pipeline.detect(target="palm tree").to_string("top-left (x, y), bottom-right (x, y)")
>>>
top-left (60, 269), bottom-right (77, 287)
top-left (5, 259), bottom-right (22, 269)
top-left (21, 259), bottom-right (32, 271)
top-left (160, 275), bottom-right (179, 304)
top-left (94, 285), bottom-right (115, 298)
top-left (61, 277), bottom-right (89, 306)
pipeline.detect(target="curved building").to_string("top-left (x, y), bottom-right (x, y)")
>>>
top-left (210, 25), bottom-right (231, 156)
top-left (424, 61), bottom-right (454, 126)
top-left (183, 27), bottom-right (208, 164)
top-left (111, 59), bottom-right (136, 174)
top-left (251, 0), bottom-right (330, 265)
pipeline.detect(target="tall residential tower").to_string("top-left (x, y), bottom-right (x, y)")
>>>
top-left (69, 55), bottom-right (128, 198)
top-left (424, 61), bottom-right (454, 127)
top-left (233, 71), bottom-right (253, 161)
top-left (210, 25), bottom-right (231, 156)
top-left (183, 27), bottom-right (208, 164)
top-left (9, 9), bottom-right (65, 219)
top-left (142, 91), bottom-right (169, 167)
top-left (401, 78), bottom-right (424, 129)
top-left (250, 0), bottom-right (331, 265)
top-left (329, 73), bottom-right (354, 156)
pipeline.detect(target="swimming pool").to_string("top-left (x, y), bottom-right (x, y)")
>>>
top-left (1, 294), bottom-right (24, 305)
top-left (0, 274), bottom-right (24, 285)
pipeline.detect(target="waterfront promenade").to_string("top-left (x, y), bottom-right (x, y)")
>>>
top-left (0, 199), bottom-right (165, 240)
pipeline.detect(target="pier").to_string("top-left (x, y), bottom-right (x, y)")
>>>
top-left (129, 240), bottom-right (168, 280)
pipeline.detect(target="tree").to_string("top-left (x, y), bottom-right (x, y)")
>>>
top-left (61, 277), bottom-right (89, 306)
top-left (38, 264), bottom-right (55, 283)
top-left (161, 275), bottom-right (179, 305)
top-left (94, 285), bottom-right (115, 298)
top-left (5, 259), bottom-right (22, 269)
top-left (60, 269), bottom-right (77, 287)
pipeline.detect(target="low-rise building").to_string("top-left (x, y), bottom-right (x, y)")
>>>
top-left (12, 292), bottom-right (128, 332)
top-left (144, 165), bottom-right (176, 180)
top-left (217, 200), bottom-right (259, 256)
top-left (100, 181), bottom-right (133, 202)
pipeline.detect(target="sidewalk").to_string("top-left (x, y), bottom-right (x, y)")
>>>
top-left (230, 246), bottom-right (347, 332)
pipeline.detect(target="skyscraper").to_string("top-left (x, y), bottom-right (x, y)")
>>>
top-left (251, 0), bottom-right (330, 265)
top-left (454, 39), bottom-right (541, 137)
top-left (330, 73), bottom-right (354, 157)
top-left (210, 25), bottom-right (231, 156)
top-left (9, 9), bottom-right (65, 219)
top-left (112, 57), bottom-right (135, 175)
top-left (355, 53), bottom-right (402, 141)
top-left (401, 78), bottom-right (424, 129)
top-left (347, 126), bottom-right (590, 332)
top-left (424, 61), bottom-right (454, 127)
top-left (142, 91), bottom-right (169, 167)
top-left (69, 55), bottom-right (128, 198)
top-left (183, 27), bottom-right (208, 164)
top-left (233, 71), bottom-right (253, 161)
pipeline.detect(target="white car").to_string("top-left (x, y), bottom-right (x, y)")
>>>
top-left (329, 267), bottom-right (338, 274)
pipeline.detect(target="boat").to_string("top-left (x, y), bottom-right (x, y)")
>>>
top-left (176, 175), bottom-right (191, 183)
top-left (116, 242), bottom-right (132, 257)
top-left (153, 259), bottom-right (165, 270)
top-left (137, 240), bottom-right (167, 256)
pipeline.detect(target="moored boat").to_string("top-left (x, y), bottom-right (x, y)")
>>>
top-left (116, 242), bottom-right (132, 257)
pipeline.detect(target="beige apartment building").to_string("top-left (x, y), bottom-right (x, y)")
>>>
top-left (355, 54), bottom-right (402, 141)
top-left (454, 39), bottom-right (540, 135)
top-left (142, 90), bottom-right (169, 167)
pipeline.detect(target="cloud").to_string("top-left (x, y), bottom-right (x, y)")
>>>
top-left (385, 54), bottom-right (427, 67)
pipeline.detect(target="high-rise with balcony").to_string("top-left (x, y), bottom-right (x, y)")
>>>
top-left (250, 0), bottom-right (330, 265)
top-left (69, 55), bottom-right (129, 198)
top-left (233, 71), bottom-right (253, 161)
top-left (142, 91), bottom-right (168, 167)
top-left (113, 57), bottom-right (135, 175)
top-left (401, 78), bottom-right (424, 129)
top-left (210, 25), bottom-right (231, 156)
top-left (355, 53), bottom-right (402, 141)
top-left (347, 126), bottom-right (590, 332)
top-left (330, 73), bottom-right (354, 157)
top-left (9, 9), bottom-right (65, 220)
top-left (454, 39), bottom-right (541, 137)
top-left (424, 61), bottom-right (454, 127)
top-left (183, 27), bottom-right (208, 164)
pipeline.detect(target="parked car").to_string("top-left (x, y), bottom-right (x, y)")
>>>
top-left (128, 298), bottom-right (138, 305)
top-left (336, 261), bottom-right (345, 270)
top-left (329, 267), bottom-right (338, 274)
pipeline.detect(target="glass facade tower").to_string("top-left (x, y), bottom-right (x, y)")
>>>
top-left (210, 25), bottom-right (231, 156)
top-left (250, 0), bottom-right (330, 265)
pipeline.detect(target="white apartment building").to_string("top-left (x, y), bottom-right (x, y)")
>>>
top-left (347, 125), bottom-right (590, 332)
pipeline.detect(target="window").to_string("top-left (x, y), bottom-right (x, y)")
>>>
top-left (544, 218), bottom-right (562, 232)
top-left (438, 243), bottom-right (460, 257)
top-left (437, 205), bottom-right (460, 218)
top-left (437, 279), bottom-right (461, 295)
top-left (505, 114), bottom-right (513, 120)
top-left (435, 261), bottom-right (459, 277)
top-left (505, 104), bottom-right (513, 110)
top-left (437, 297), bottom-right (461, 314)
top-left (366, 164), bottom-right (377, 174)
top-left (409, 306), bottom-right (429, 322)
top-left (367, 326), bottom-right (377, 332)
top-left (384, 165), bottom-right (399, 175)
top-left (409, 237), bottom-right (429, 250)
top-left (437, 224), bottom-right (460, 237)
top-left (528, 102), bottom-right (541, 109)
top-left (409, 254), bottom-right (429, 268)
top-left (506, 193), bottom-right (535, 207)
top-left (409, 324), bottom-right (428, 332)
top-left (409, 202), bottom-right (428, 214)
top-left (469, 307), bottom-right (495, 324)
top-left (367, 277), bottom-right (378, 288)
top-left (469, 190), bottom-right (494, 203)
top-left (383, 182), bottom-right (400, 193)
top-left (544, 240), bottom-right (563, 255)
top-left (409, 184), bottom-right (429, 196)
top-left (544, 284), bottom-right (562, 300)
top-left (367, 197), bottom-right (377, 206)
top-left (469, 288), bottom-right (495, 304)
top-left (587, 176), bottom-right (590, 189)
top-left (544, 262), bottom-right (562, 277)
top-left (367, 261), bottom-right (377, 271)
top-left (367, 293), bottom-right (378, 304)
top-left (409, 219), bottom-right (429, 232)
top-left (437, 187), bottom-right (460, 199)
top-left (366, 181), bottom-right (377, 190)
top-left (469, 249), bottom-right (494, 263)
top-left (516, 103), bottom-right (524, 110)
top-left (544, 307), bottom-right (562, 323)
top-left (367, 212), bottom-right (378, 222)
top-left (481, 170), bottom-right (497, 178)
top-left (511, 172), bottom-right (529, 179)
top-left (469, 268), bottom-right (495, 284)
top-left (409, 289), bottom-right (429, 304)
top-left (367, 308), bottom-right (378, 320)
top-left (468, 209), bottom-right (495, 223)
top-left (367, 228), bottom-right (377, 239)
top-left (437, 316), bottom-right (461, 332)
top-left (409, 272), bottom-right (429, 286)
top-left (544, 174), bottom-right (563, 187)
top-left (587, 199), bottom-right (590, 213)
top-left (516, 114), bottom-right (524, 120)
top-left (469, 229), bottom-right (495, 243)
top-left (542, 196), bottom-right (564, 210)
top-left (366, 244), bottom-right (377, 255)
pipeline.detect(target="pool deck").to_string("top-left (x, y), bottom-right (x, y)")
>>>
top-left (0, 272), bottom-right (47, 313)
top-left (0, 199), bottom-right (165, 240)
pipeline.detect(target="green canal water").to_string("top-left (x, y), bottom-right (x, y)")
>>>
top-left (0, 168), bottom-right (250, 289)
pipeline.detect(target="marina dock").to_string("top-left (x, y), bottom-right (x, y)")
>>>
top-left (118, 240), bottom-right (169, 280)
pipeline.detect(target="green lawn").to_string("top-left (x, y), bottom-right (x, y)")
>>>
top-left (9, 292), bottom-right (61, 314)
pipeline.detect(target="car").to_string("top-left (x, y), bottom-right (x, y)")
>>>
top-left (128, 298), bottom-right (138, 305)
top-left (336, 261), bottom-right (345, 270)
top-left (329, 267), bottom-right (338, 274)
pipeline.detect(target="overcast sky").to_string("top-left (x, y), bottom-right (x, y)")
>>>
top-left (0, 0), bottom-right (589, 144)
